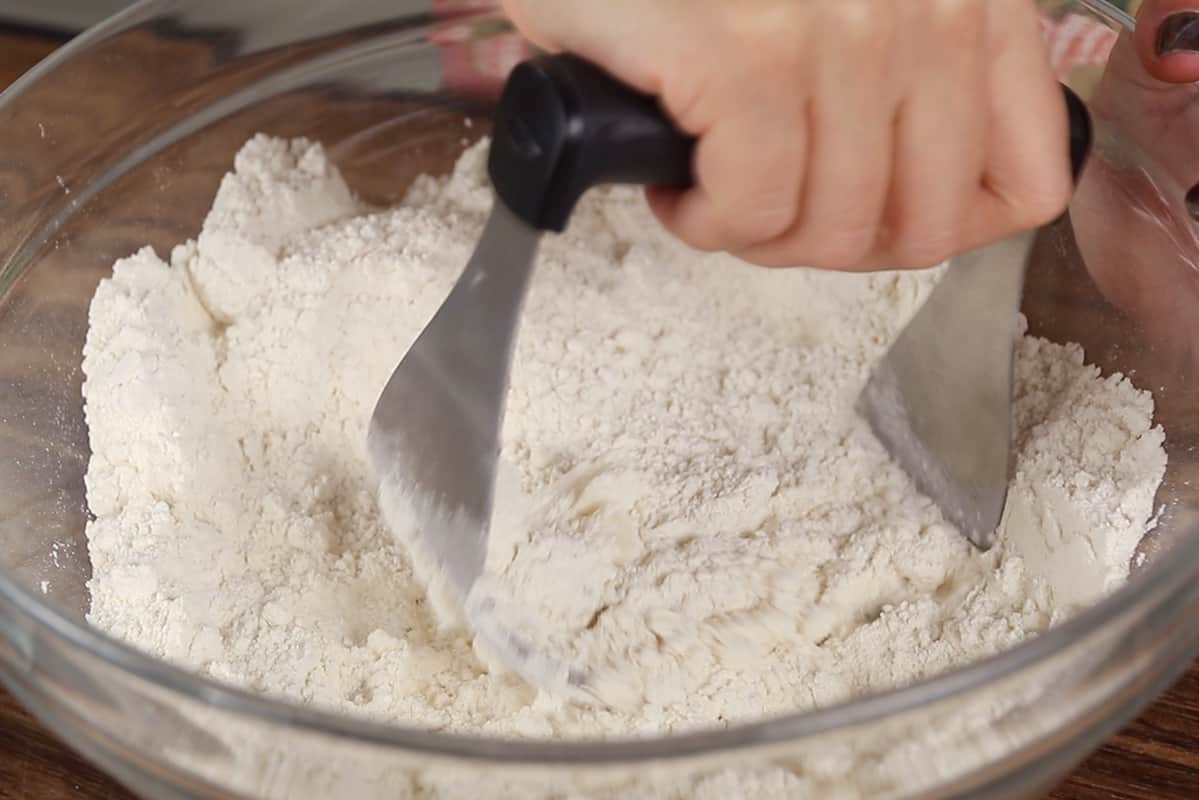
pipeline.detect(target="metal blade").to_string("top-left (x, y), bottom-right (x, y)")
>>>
top-left (368, 199), bottom-right (539, 596)
top-left (858, 230), bottom-right (1037, 550)
top-left (367, 200), bottom-right (596, 699)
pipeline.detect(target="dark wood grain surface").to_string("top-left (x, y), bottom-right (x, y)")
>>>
top-left (0, 36), bottom-right (137, 800)
top-left (1, 25), bottom-right (1198, 800)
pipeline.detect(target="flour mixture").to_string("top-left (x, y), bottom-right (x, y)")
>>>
top-left (82, 134), bottom-right (1166, 736)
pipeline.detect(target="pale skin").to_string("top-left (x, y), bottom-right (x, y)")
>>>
top-left (501, 0), bottom-right (1199, 271)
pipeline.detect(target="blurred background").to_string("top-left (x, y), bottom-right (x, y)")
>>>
top-left (0, 1), bottom-right (131, 31)
top-left (0, 1), bottom-right (1144, 35)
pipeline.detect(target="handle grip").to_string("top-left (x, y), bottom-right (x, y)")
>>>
top-left (489, 53), bottom-right (1093, 234)
top-left (1063, 84), bottom-right (1092, 183)
top-left (488, 54), bottom-right (696, 232)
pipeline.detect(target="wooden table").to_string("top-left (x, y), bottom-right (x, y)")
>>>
top-left (2, 23), bottom-right (1198, 800)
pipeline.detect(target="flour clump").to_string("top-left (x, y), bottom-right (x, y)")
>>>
top-left (82, 135), bottom-right (1166, 740)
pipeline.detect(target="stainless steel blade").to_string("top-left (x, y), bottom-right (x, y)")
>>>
top-left (367, 199), bottom-right (591, 696)
top-left (858, 230), bottom-right (1037, 550)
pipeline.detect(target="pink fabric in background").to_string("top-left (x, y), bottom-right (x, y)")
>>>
top-left (1041, 14), bottom-right (1121, 77)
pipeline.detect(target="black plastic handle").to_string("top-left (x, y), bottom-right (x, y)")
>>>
top-left (488, 54), bottom-right (696, 232)
top-left (1063, 84), bottom-right (1092, 183)
top-left (489, 53), bottom-right (1093, 234)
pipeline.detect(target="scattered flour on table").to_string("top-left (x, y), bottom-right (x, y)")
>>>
top-left (82, 135), bottom-right (1166, 739)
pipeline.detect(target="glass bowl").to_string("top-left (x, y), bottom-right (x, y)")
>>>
top-left (3, 1), bottom-right (1199, 797)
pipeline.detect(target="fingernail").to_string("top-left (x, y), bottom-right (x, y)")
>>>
top-left (1156, 13), bottom-right (1199, 56)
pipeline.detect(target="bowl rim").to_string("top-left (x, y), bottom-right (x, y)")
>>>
top-left (0, 0), bottom-right (1177, 768)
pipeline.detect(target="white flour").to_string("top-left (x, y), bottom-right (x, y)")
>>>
top-left (82, 135), bottom-right (1165, 741)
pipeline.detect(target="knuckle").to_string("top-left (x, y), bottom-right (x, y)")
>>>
top-left (668, 216), bottom-right (726, 254)
top-left (831, 0), bottom-right (875, 36)
top-left (829, 1), bottom-right (898, 79)
top-left (660, 19), bottom-right (723, 132)
top-left (698, 136), bottom-right (804, 246)
top-left (725, 195), bottom-right (797, 244)
top-left (908, 0), bottom-right (990, 58)
top-left (925, 0), bottom-right (981, 29)
top-left (725, 5), bottom-right (805, 81)
top-left (696, 175), bottom-right (799, 247)
top-left (829, 1), bottom-right (891, 56)
top-left (891, 228), bottom-right (959, 269)
top-left (677, 229), bottom-right (726, 254)
top-left (660, 69), bottom-right (709, 134)
top-left (808, 224), bottom-right (879, 270)
top-left (1010, 176), bottom-right (1071, 228)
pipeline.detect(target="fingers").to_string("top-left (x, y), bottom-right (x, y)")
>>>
top-left (735, 5), bottom-right (897, 269)
top-left (651, 104), bottom-right (806, 251)
top-left (505, 0), bottom-right (810, 252)
top-left (506, 0), bottom-right (813, 254)
top-left (960, 0), bottom-right (1070, 251)
top-left (645, 4), bottom-right (811, 252)
top-left (1136, 0), bottom-right (1199, 83)
top-left (648, 5), bottom-right (813, 254)
top-left (873, 1), bottom-right (989, 269)
top-left (502, 0), bottom-right (1071, 272)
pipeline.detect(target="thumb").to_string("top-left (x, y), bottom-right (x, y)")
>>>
top-left (1136, 0), bottom-right (1199, 82)
top-left (499, 0), bottom-right (684, 96)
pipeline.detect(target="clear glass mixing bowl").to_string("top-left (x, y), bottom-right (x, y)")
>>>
top-left (3, 1), bottom-right (1199, 797)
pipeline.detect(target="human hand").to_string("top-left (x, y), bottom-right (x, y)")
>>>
top-left (501, 0), bottom-right (1072, 270)
top-left (1066, 0), bottom-right (1199, 371)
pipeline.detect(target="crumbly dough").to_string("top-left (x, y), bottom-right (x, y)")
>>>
top-left (82, 135), bottom-right (1166, 740)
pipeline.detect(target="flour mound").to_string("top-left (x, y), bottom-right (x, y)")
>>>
top-left (82, 135), bottom-right (1166, 739)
